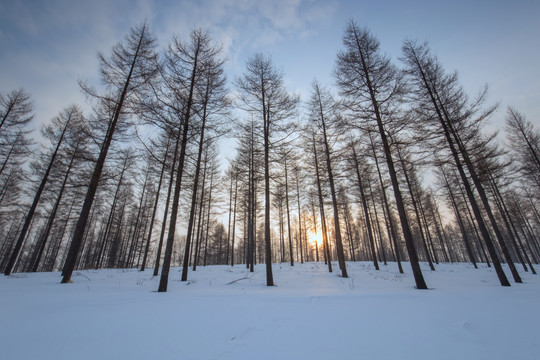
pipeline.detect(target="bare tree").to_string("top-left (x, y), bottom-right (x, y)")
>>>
top-left (180, 37), bottom-right (228, 281)
top-left (157, 29), bottom-right (225, 292)
top-left (505, 107), bottom-right (540, 193)
top-left (5, 106), bottom-right (81, 275)
top-left (306, 81), bottom-right (348, 277)
top-left (401, 39), bottom-right (515, 286)
top-left (61, 22), bottom-right (159, 283)
top-left (235, 53), bottom-right (299, 286)
top-left (336, 22), bottom-right (427, 289)
top-left (0, 89), bottom-right (33, 136)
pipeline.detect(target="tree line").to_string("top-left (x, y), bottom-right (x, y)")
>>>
top-left (1, 20), bottom-right (539, 291)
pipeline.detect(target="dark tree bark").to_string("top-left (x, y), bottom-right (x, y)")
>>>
top-left (5, 107), bottom-right (74, 275)
top-left (369, 132), bottom-right (404, 273)
top-left (312, 132), bottom-right (332, 273)
top-left (437, 161), bottom-right (478, 268)
top-left (401, 39), bottom-right (512, 286)
top-left (394, 140), bottom-right (436, 271)
top-left (351, 144), bottom-right (379, 270)
top-left (236, 53), bottom-right (299, 286)
top-left (284, 157), bottom-right (294, 266)
top-left (141, 138), bottom-right (170, 271)
top-left (294, 166), bottom-right (306, 264)
top-left (159, 29), bottom-right (225, 291)
top-left (153, 131), bottom-right (179, 276)
top-left (336, 23), bottom-right (426, 288)
top-left (62, 23), bottom-right (158, 283)
top-left (308, 81), bottom-right (348, 277)
top-left (32, 140), bottom-right (79, 272)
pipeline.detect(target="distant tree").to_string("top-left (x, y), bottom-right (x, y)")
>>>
top-left (235, 53), bottom-right (299, 286)
top-left (434, 158), bottom-right (478, 268)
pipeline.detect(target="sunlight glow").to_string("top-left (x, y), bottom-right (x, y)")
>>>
top-left (309, 230), bottom-right (323, 246)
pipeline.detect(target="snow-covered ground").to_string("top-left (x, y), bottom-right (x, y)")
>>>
top-left (1, 261), bottom-right (538, 360)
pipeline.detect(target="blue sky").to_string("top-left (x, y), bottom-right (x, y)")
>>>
top-left (1, 0), bottom-right (539, 142)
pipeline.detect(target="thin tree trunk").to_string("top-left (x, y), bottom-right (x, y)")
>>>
top-left (316, 89), bottom-right (347, 277)
top-left (296, 171), bottom-right (304, 264)
top-left (369, 133), bottom-right (403, 273)
top-left (153, 132), bottom-right (179, 276)
top-left (440, 164), bottom-right (477, 267)
top-left (182, 82), bottom-right (210, 279)
top-left (355, 40), bottom-right (426, 287)
top-left (141, 139), bottom-right (170, 271)
top-left (32, 145), bottom-right (77, 272)
top-left (192, 159), bottom-right (208, 272)
top-left (284, 158), bottom-right (294, 266)
top-left (5, 114), bottom-right (71, 275)
top-left (230, 175), bottom-right (238, 266)
top-left (406, 47), bottom-right (508, 286)
top-left (61, 27), bottom-right (147, 283)
top-left (312, 133), bottom-right (332, 273)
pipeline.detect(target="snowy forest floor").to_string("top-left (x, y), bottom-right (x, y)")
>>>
top-left (1, 261), bottom-right (539, 360)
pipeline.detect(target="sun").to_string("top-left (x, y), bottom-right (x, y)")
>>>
top-left (309, 230), bottom-right (323, 246)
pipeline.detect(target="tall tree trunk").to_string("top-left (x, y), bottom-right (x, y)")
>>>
top-left (439, 163), bottom-right (477, 267)
top-left (316, 89), bottom-right (347, 277)
top-left (295, 169), bottom-right (304, 264)
top-left (62, 25), bottom-right (148, 283)
top-left (5, 114), bottom-right (71, 276)
top-left (230, 175), bottom-right (238, 266)
top-left (141, 139), bottom-right (170, 271)
top-left (444, 107), bottom-right (521, 283)
top-left (203, 169), bottom-right (214, 266)
top-left (153, 132), bottom-right (179, 276)
top-left (351, 145), bottom-right (379, 269)
top-left (356, 43), bottom-right (426, 287)
top-left (32, 144), bottom-right (77, 272)
top-left (263, 102), bottom-right (274, 286)
top-left (158, 34), bottom-right (201, 292)
top-left (192, 158), bottom-right (208, 272)
top-left (284, 158), bottom-right (294, 266)
top-left (312, 133), bottom-right (332, 273)
top-left (405, 45), bottom-right (509, 286)
top-left (183, 75), bottom-right (211, 279)
top-left (394, 139), bottom-right (435, 272)
top-left (369, 133), bottom-right (403, 273)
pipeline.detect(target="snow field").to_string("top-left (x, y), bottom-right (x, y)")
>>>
top-left (1, 261), bottom-right (539, 360)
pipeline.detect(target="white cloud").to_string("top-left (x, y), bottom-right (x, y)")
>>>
top-left (258, 0), bottom-right (302, 30)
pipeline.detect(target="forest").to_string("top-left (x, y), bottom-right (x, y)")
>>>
top-left (1, 20), bottom-right (539, 292)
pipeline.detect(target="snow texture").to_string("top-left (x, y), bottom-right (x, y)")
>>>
top-left (1, 262), bottom-right (539, 360)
